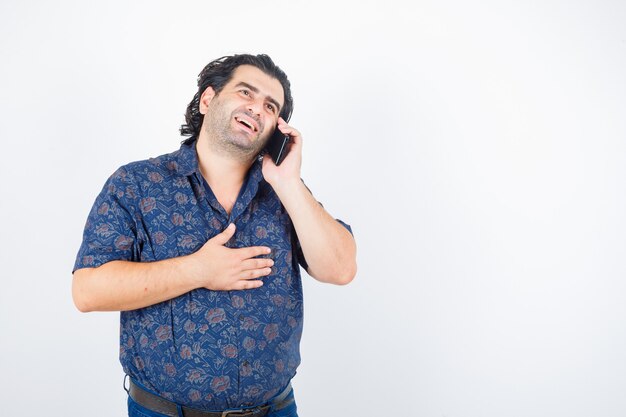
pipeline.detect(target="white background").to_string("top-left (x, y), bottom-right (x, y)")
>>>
top-left (1, 1), bottom-right (625, 416)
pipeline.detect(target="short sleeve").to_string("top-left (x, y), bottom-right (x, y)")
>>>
top-left (73, 166), bottom-right (140, 272)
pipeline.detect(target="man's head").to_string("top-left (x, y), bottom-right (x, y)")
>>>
top-left (196, 65), bottom-right (287, 161)
top-left (180, 54), bottom-right (293, 148)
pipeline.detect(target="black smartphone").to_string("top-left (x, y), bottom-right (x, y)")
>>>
top-left (265, 126), bottom-right (290, 165)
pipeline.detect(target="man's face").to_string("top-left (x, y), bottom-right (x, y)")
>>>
top-left (199, 65), bottom-right (285, 160)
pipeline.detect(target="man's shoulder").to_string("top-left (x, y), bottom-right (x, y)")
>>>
top-left (114, 144), bottom-right (193, 183)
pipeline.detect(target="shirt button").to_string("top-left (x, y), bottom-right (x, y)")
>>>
top-left (239, 314), bottom-right (245, 321)
top-left (242, 360), bottom-right (249, 366)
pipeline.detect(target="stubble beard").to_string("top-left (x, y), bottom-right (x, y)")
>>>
top-left (203, 99), bottom-right (267, 163)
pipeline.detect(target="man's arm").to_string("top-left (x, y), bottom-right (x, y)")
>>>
top-left (72, 224), bottom-right (274, 312)
top-left (274, 179), bottom-right (357, 285)
top-left (262, 119), bottom-right (357, 285)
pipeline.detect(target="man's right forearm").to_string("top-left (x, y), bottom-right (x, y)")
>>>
top-left (72, 225), bottom-right (273, 312)
top-left (72, 257), bottom-right (196, 312)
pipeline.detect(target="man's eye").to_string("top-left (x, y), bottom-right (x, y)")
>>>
top-left (266, 104), bottom-right (276, 113)
top-left (240, 90), bottom-right (250, 96)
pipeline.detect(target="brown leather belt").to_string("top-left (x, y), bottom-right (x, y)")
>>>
top-left (128, 379), bottom-right (291, 417)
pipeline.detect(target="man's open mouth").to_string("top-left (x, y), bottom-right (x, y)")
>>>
top-left (234, 116), bottom-right (258, 132)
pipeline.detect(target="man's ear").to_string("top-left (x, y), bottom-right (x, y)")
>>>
top-left (199, 86), bottom-right (216, 115)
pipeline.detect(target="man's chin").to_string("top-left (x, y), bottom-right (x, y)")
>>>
top-left (224, 134), bottom-right (265, 158)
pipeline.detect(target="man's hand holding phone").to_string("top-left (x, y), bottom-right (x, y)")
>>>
top-left (262, 117), bottom-right (303, 190)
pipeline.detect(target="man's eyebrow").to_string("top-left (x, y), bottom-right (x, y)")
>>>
top-left (235, 81), bottom-right (282, 113)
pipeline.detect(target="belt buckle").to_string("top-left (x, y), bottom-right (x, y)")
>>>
top-left (221, 409), bottom-right (244, 417)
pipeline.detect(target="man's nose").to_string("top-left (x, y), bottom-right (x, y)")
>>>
top-left (247, 99), bottom-right (263, 116)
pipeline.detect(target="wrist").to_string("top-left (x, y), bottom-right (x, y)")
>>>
top-left (177, 252), bottom-right (205, 290)
top-left (270, 176), bottom-right (304, 196)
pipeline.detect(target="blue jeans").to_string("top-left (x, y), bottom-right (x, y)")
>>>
top-left (127, 387), bottom-right (298, 417)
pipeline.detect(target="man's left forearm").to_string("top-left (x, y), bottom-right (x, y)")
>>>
top-left (272, 178), bottom-right (357, 285)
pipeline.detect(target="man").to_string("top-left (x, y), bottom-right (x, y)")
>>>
top-left (72, 54), bottom-right (356, 417)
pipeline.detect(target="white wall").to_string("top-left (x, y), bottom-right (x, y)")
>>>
top-left (1, 1), bottom-right (625, 416)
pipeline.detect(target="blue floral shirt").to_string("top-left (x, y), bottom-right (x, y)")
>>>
top-left (74, 141), bottom-right (351, 410)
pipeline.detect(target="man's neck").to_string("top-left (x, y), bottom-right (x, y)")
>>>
top-left (195, 136), bottom-right (255, 212)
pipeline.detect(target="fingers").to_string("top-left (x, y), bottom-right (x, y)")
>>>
top-left (240, 267), bottom-right (272, 280)
top-left (210, 223), bottom-right (236, 246)
top-left (237, 245), bottom-right (272, 260)
top-left (224, 266), bottom-right (271, 291)
top-left (276, 118), bottom-right (301, 141)
top-left (207, 226), bottom-right (271, 256)
top-left (207, 278), bottom-right (265, 291)
top-left (232, 279), bottom-right (264, 290)
top-left (241, 257), bottom-right (274, 271)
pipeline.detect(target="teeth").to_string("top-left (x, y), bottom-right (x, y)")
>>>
top-left (236, 117), bottom-right (254, 131)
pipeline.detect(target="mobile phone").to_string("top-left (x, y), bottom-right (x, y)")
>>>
top-left (265, 125), bottom-right (290, 165)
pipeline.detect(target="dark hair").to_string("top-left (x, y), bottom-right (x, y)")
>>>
top-left (180, 54), bottom-right (293, 145)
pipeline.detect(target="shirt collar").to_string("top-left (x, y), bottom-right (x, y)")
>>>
top-left (175, 140), bottom-right (200, 176)
top-left (175, 140), bottom-right (264, 177)
top-left (175, 140), bottom-right (266, 207)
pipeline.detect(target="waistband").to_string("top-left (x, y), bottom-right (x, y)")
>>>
top-left (126, 377), bottom-right (292, 417)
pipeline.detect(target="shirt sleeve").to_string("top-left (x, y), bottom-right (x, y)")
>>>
top-left (73, 166), bottom-right (140, 272)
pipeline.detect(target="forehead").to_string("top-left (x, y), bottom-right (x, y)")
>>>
top-left (226, 65), bottom-right (285, 108)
